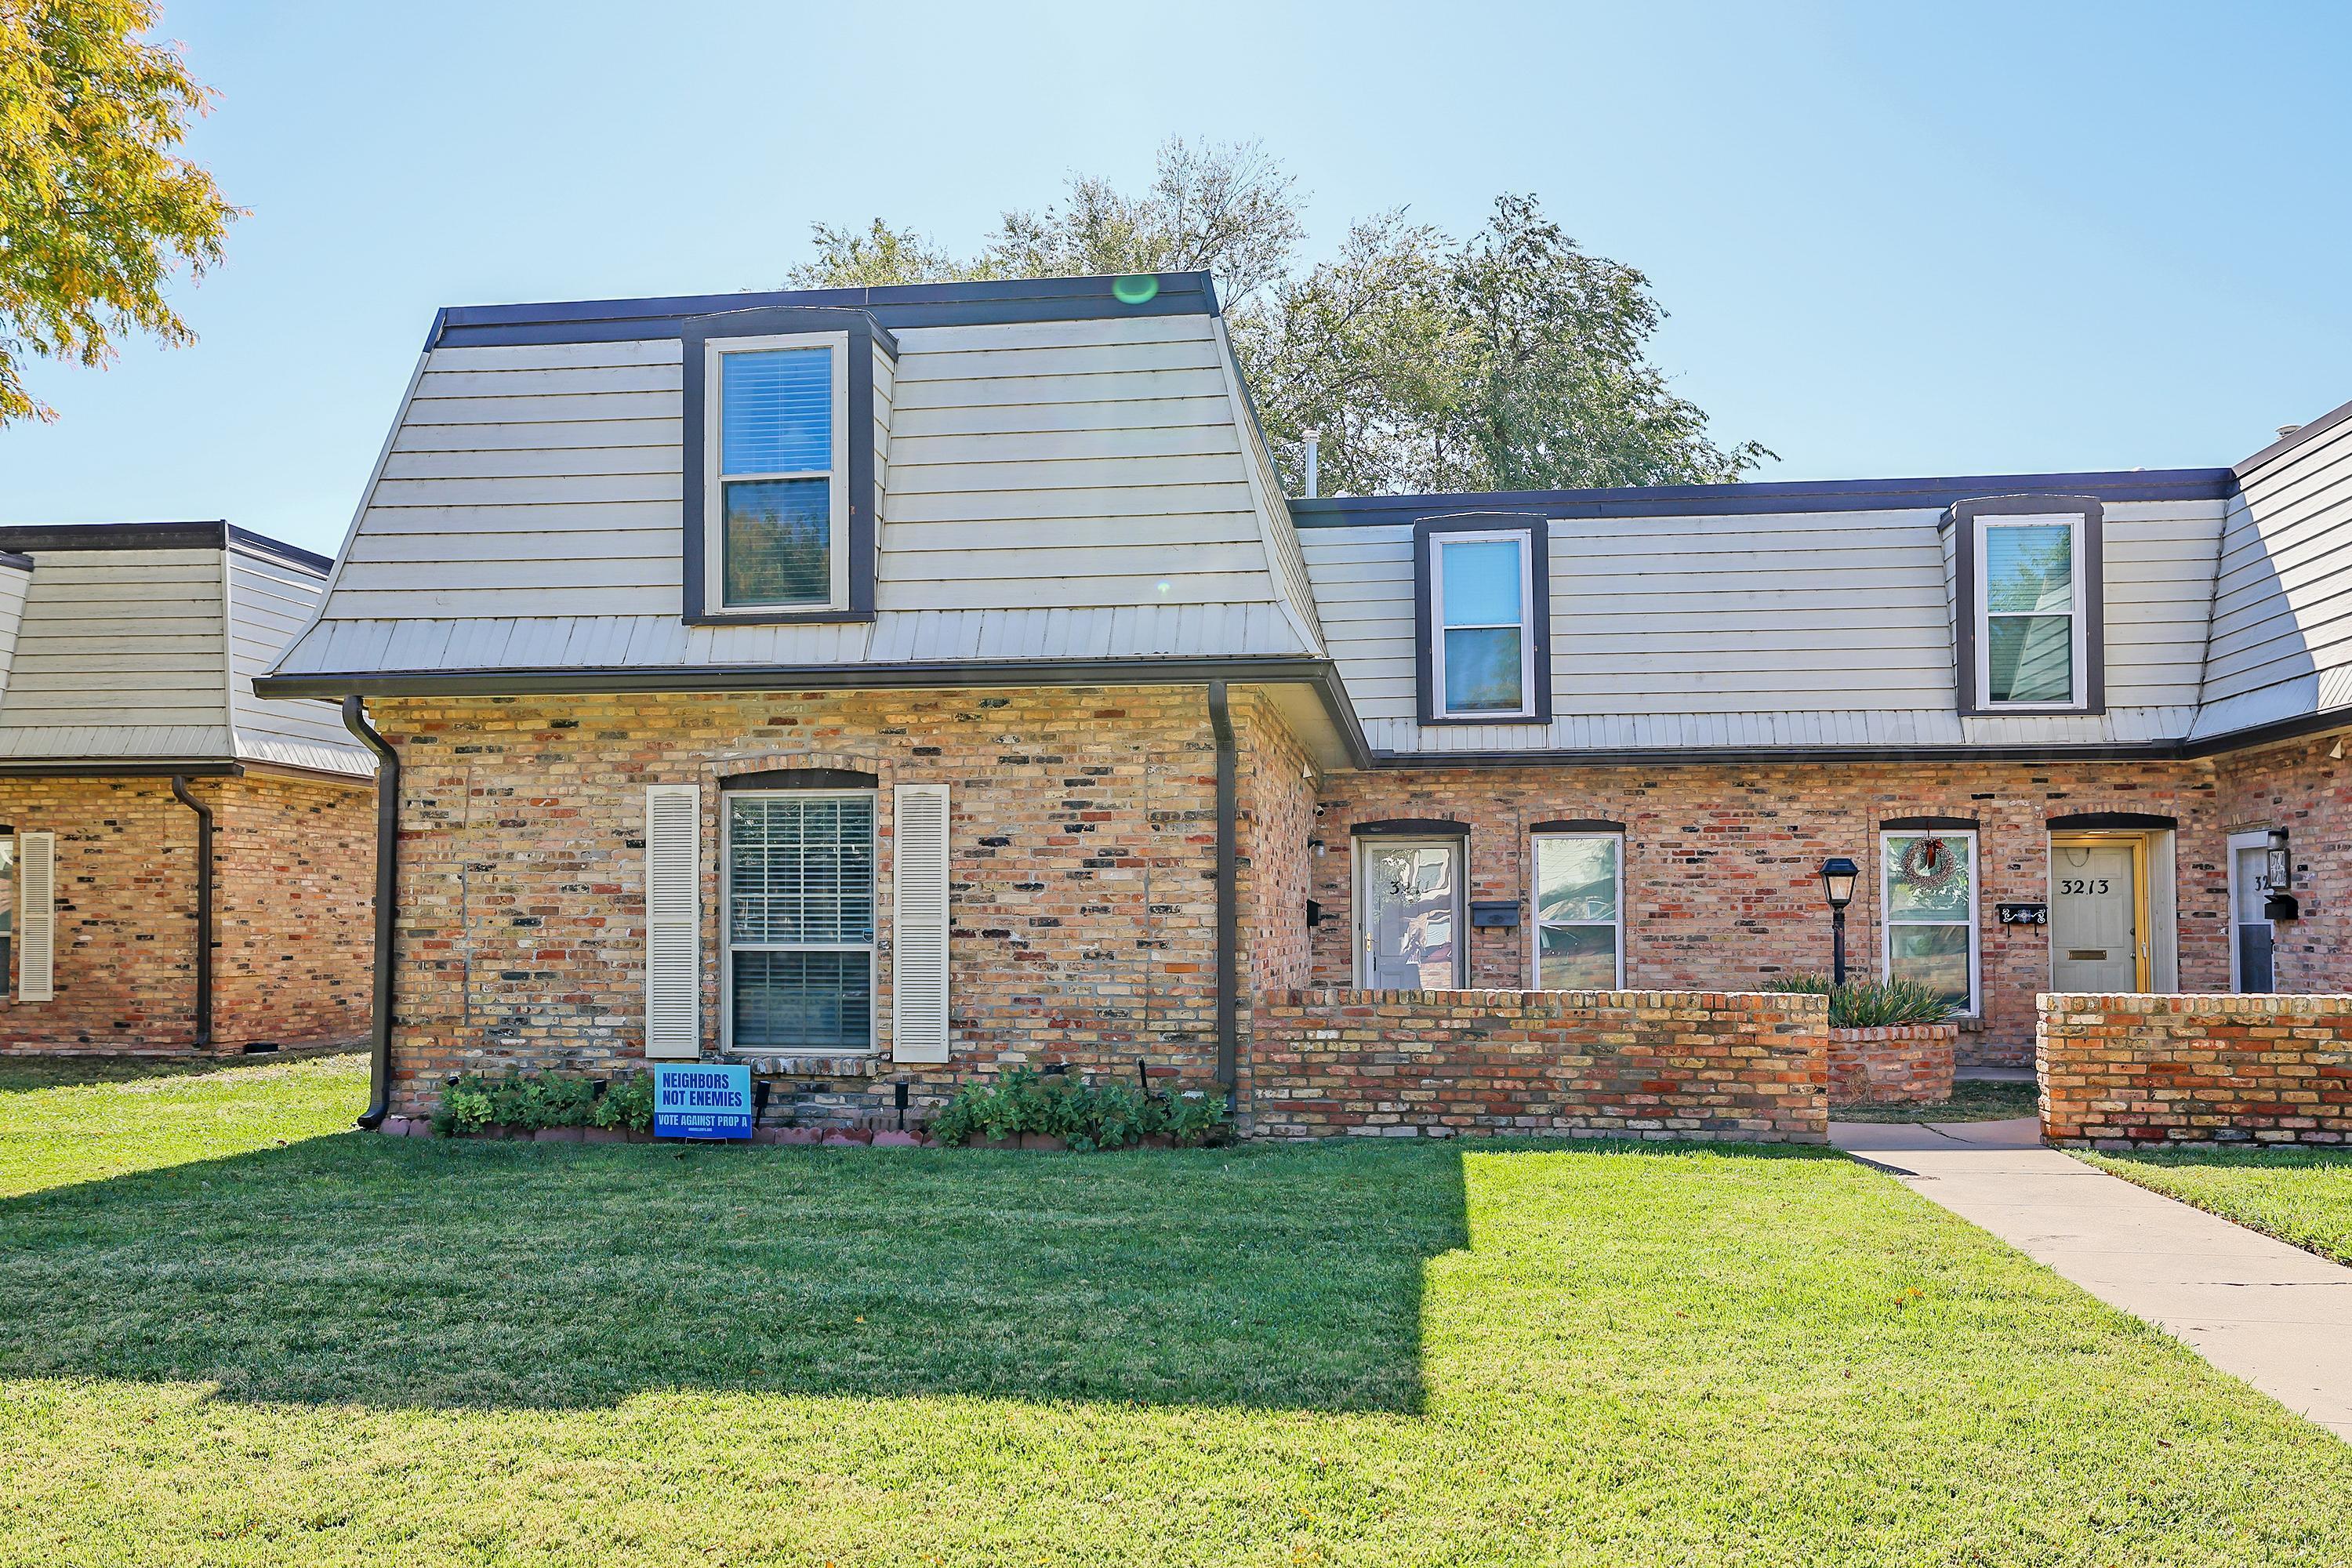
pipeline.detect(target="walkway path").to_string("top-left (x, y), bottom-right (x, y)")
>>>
top-left (1831, 1116), bottom-right (2352, 1439)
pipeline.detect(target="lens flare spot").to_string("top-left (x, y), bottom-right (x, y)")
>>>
top-left (1112, 274), bottom-right (1160, 305)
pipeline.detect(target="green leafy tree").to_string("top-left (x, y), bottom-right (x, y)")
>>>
top-left (787, 139), bottom-right (1767, 494)
top-left (0, 0), bottom-right (238, 425)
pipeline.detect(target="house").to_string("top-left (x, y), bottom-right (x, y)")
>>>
top-left (253, 273), bottom-right (2352, 1128)
top-left (0, 521), bottom-right (378, 1054)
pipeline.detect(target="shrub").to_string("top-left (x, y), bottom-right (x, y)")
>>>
top-left (1760, 974), bottom-right (1958, 1029)
top-left (433, 1069), bottom-right (625, 1136)
top-left (592, 1073), bottom-right (655, 1131)
top-left (925, 1070), bottom-right (1229, 1150)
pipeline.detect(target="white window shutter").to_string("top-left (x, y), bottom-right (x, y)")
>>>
top-left (16, 831), bottom-right (53, 1003)
top-left (891, 783), bottom-right (950, 1063)
top-left (643, 786), bottom-right (701, 1060)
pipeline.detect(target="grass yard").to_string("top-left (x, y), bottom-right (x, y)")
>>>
top-left (2080, 1145), bottom-right (2352, 1268)
top-left (5, 1056), bottom-right (2351, 1565)
top-left (1828, 1076), bottom-right (2038, 1123)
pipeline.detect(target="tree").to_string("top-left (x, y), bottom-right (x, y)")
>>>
top-left (786, 139), bottom-right (1769, 494)
top-left (0, 0), bottom-right (238, 426)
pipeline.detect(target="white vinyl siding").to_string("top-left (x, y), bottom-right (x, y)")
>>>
top-left (644, 784), bottom-right (701, 1059)
top-left (891, 783), bottom-right (951, 1063)
top-left (723, 792), bottom-right (876, 1054)
top-left (271, 312), bottom-right (1323, 678)
top-left (1880, 830), bottom-right (1978, 1015)
top-left (2199, 414), bottom-right (2352, 734)
top-left (16, 829), bottom-right (53, 1002)
top-left (1302, 497), bottom-right (2227, 754)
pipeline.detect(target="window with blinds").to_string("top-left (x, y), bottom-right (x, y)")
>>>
top-left (707, 336), bottom-right (845, 612)
top-left (724, 791), bottom-right (875, 1052)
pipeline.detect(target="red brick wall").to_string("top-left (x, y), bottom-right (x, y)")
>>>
top-left (2214, 731), bottom-right (2352, 994)
top-left (1308, 760), bottom-right (2235, 1065)
top-left (1247, 986), bottom-right (1827, 1142)
top-left (2039, 992), bottom-right (2352, 1147)
top-left (0, 773), bottom-right (374, 1052)
top-left (1828, 1025), bottom-right (1957, 1105)
top-left (371, 687), bottom-right (1309, 1121)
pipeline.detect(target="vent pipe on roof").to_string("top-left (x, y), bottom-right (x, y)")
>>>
top-left (2278, 424), bottom-right (2304, 439)
top-left (1301, 429), bottom-right (1320, 499)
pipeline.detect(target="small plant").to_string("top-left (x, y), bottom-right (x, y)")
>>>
top-left (1167, 1090), bottom-right (1232, 1147)
top-left (432, 1069), bottom-right (621, 1136)
top-left (430, 1078), bottom-right (494, 1138)
top-left (592, 1073), bottom-right (656, 1131)
top-left (1761, 974), bottom-right (1958, 1029)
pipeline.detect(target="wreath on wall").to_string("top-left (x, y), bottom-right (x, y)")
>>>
top-left (1898, 835), bottom-right (1963, 891)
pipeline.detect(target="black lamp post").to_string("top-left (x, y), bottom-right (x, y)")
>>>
top-left (1820, 857), bottom-right (1860, 985)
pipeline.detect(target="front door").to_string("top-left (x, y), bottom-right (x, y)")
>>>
top-left (1359, 839), bottom-right (1463, 990)
top-left (2049, 839), bottom-right (2144, 992)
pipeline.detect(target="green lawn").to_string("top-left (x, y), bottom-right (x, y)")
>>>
top-left (4, 1056), bottom-right (2350, 1565)
top-left (1831, 1077), bottom-right (2038, 1124)
top-left (2080, 1145), bottom-right (2352, 1267)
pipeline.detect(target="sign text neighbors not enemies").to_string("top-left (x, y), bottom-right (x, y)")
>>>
top-left (652, 1062), bottom-right (754, 1139)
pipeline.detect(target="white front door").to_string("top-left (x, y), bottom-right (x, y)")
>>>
top-left (1359, 839), bottom-right (1463, 990)
top-left (2050, 841), bottom-right (2140, 992)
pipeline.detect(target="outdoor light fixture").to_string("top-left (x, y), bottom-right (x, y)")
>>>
top-left (2264, 827), bottom-right (2300, 921)
top-left (1820, 856), bottom-right (1861, 985)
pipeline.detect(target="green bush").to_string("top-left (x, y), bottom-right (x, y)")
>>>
top-left (926, 1069), bottom-right (1229, 1150)
top-left (1760, 974), bottom-right (1958, 1029)
top-left (433, 1069), bottom-right (639, 1137)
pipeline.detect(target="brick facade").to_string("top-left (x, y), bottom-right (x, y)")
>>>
top-left (2213, 731), bottom-right (2352, 993)
top-left (2039, 992), bottom-right (2352, 1147)
top-left (1828, 1025), bottom-right (1958, 1105)
top-left (0, 773), bottom-right (375, 1052)
top-left (1308, 760), bottom-right (2238, 1067)
top-left (372, 686), bottom-right (1309, 1123)
top-left (1246, 986), bottom-right (1827, 1142)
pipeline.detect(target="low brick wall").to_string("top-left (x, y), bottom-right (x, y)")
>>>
top-left (1828, 1025), bottom-right (1958, 1105)
top-left (1247, 988), bottom-right (1828, 1143)
top-left (2039, 993), bottom-right (2352, 1148)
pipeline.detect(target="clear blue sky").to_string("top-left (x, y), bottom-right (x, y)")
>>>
top-left (5, 1), bottom-right (2348, 556)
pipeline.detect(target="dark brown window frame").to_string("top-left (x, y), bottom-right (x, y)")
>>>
top-left (1945, 494), bottom-right (2105, 717)
top-left (1413, 512), bottom-right (1554, 727)
top-left (681, 305), bottom-right (898, 626)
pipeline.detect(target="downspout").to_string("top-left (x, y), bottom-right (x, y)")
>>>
top-left (168, 776), bottom-right (214, 1050)
top-left (1207, 681), bottom-right (1238, 1108)
top-left (343, 696), bottom-right (400, 1129)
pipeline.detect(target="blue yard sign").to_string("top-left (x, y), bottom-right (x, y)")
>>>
top-left (652, 1062), bottom-right (754, 1140)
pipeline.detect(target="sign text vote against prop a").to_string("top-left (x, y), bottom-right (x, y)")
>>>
top-left (652, 1062), bottom-right (754, 1140)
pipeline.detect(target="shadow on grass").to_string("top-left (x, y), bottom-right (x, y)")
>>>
top-left (0, 1134), bottom-right (1472, 1414)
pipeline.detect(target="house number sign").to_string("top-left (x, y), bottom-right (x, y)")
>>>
top-left (1995, 902), bottom-right (2049, 926)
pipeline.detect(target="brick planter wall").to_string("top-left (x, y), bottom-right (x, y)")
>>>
top-left (2039, 992), bottom-right (2352, 1147)
top-left (1246, 987), bottom-right (1828, 1143)
top-left (1828, 1025), bottom-right (1958, 1105)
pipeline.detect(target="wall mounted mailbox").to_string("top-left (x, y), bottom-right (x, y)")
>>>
top-left (652, 1062), bottom-right (754, 1139)
top-left (1468, 900), bottom-right (1522, 929)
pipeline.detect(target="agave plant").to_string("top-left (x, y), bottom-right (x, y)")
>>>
top-left (1759, 974), bottom-right (1958, 1029)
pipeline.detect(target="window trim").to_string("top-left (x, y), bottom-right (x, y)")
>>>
top-left (1878, 827), bottom-right (1980, 1018)
top-left (681, 305), bottom-right (895, 626)
top-left (719, 786), bottom-right (879, 1056)
top-left (1946, 494), bottom-right (2104, 716)
top-left (2226, 827), bottom-right (2276, 993)
top-left (1529, 829), bottom-right (1625, 990)
top-left (1413, 513), bottom-right (1552, 727)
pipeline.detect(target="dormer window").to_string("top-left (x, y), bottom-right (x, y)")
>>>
top-left (682, 306), bottom-right (894, 626)
top-left (1948, 495), bottom-right (2104, 716)
top-left (1414, 514), bottom-right (1552, 725)
top-left (712, 339), bottom-right (845, 611)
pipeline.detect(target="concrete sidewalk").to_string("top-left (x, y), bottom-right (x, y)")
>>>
top-left (1832, 1116), bottom-right (2352, 1439)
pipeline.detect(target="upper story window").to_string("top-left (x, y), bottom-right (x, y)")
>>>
top-left (707, 336), bottom-right (847, 612)
top-left (682, 306), bottom-right (895, 626)
top-left (1949, 495), bottom-right (2104, 716)
top-left (1414, 514), bottom-right (1552, 726)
